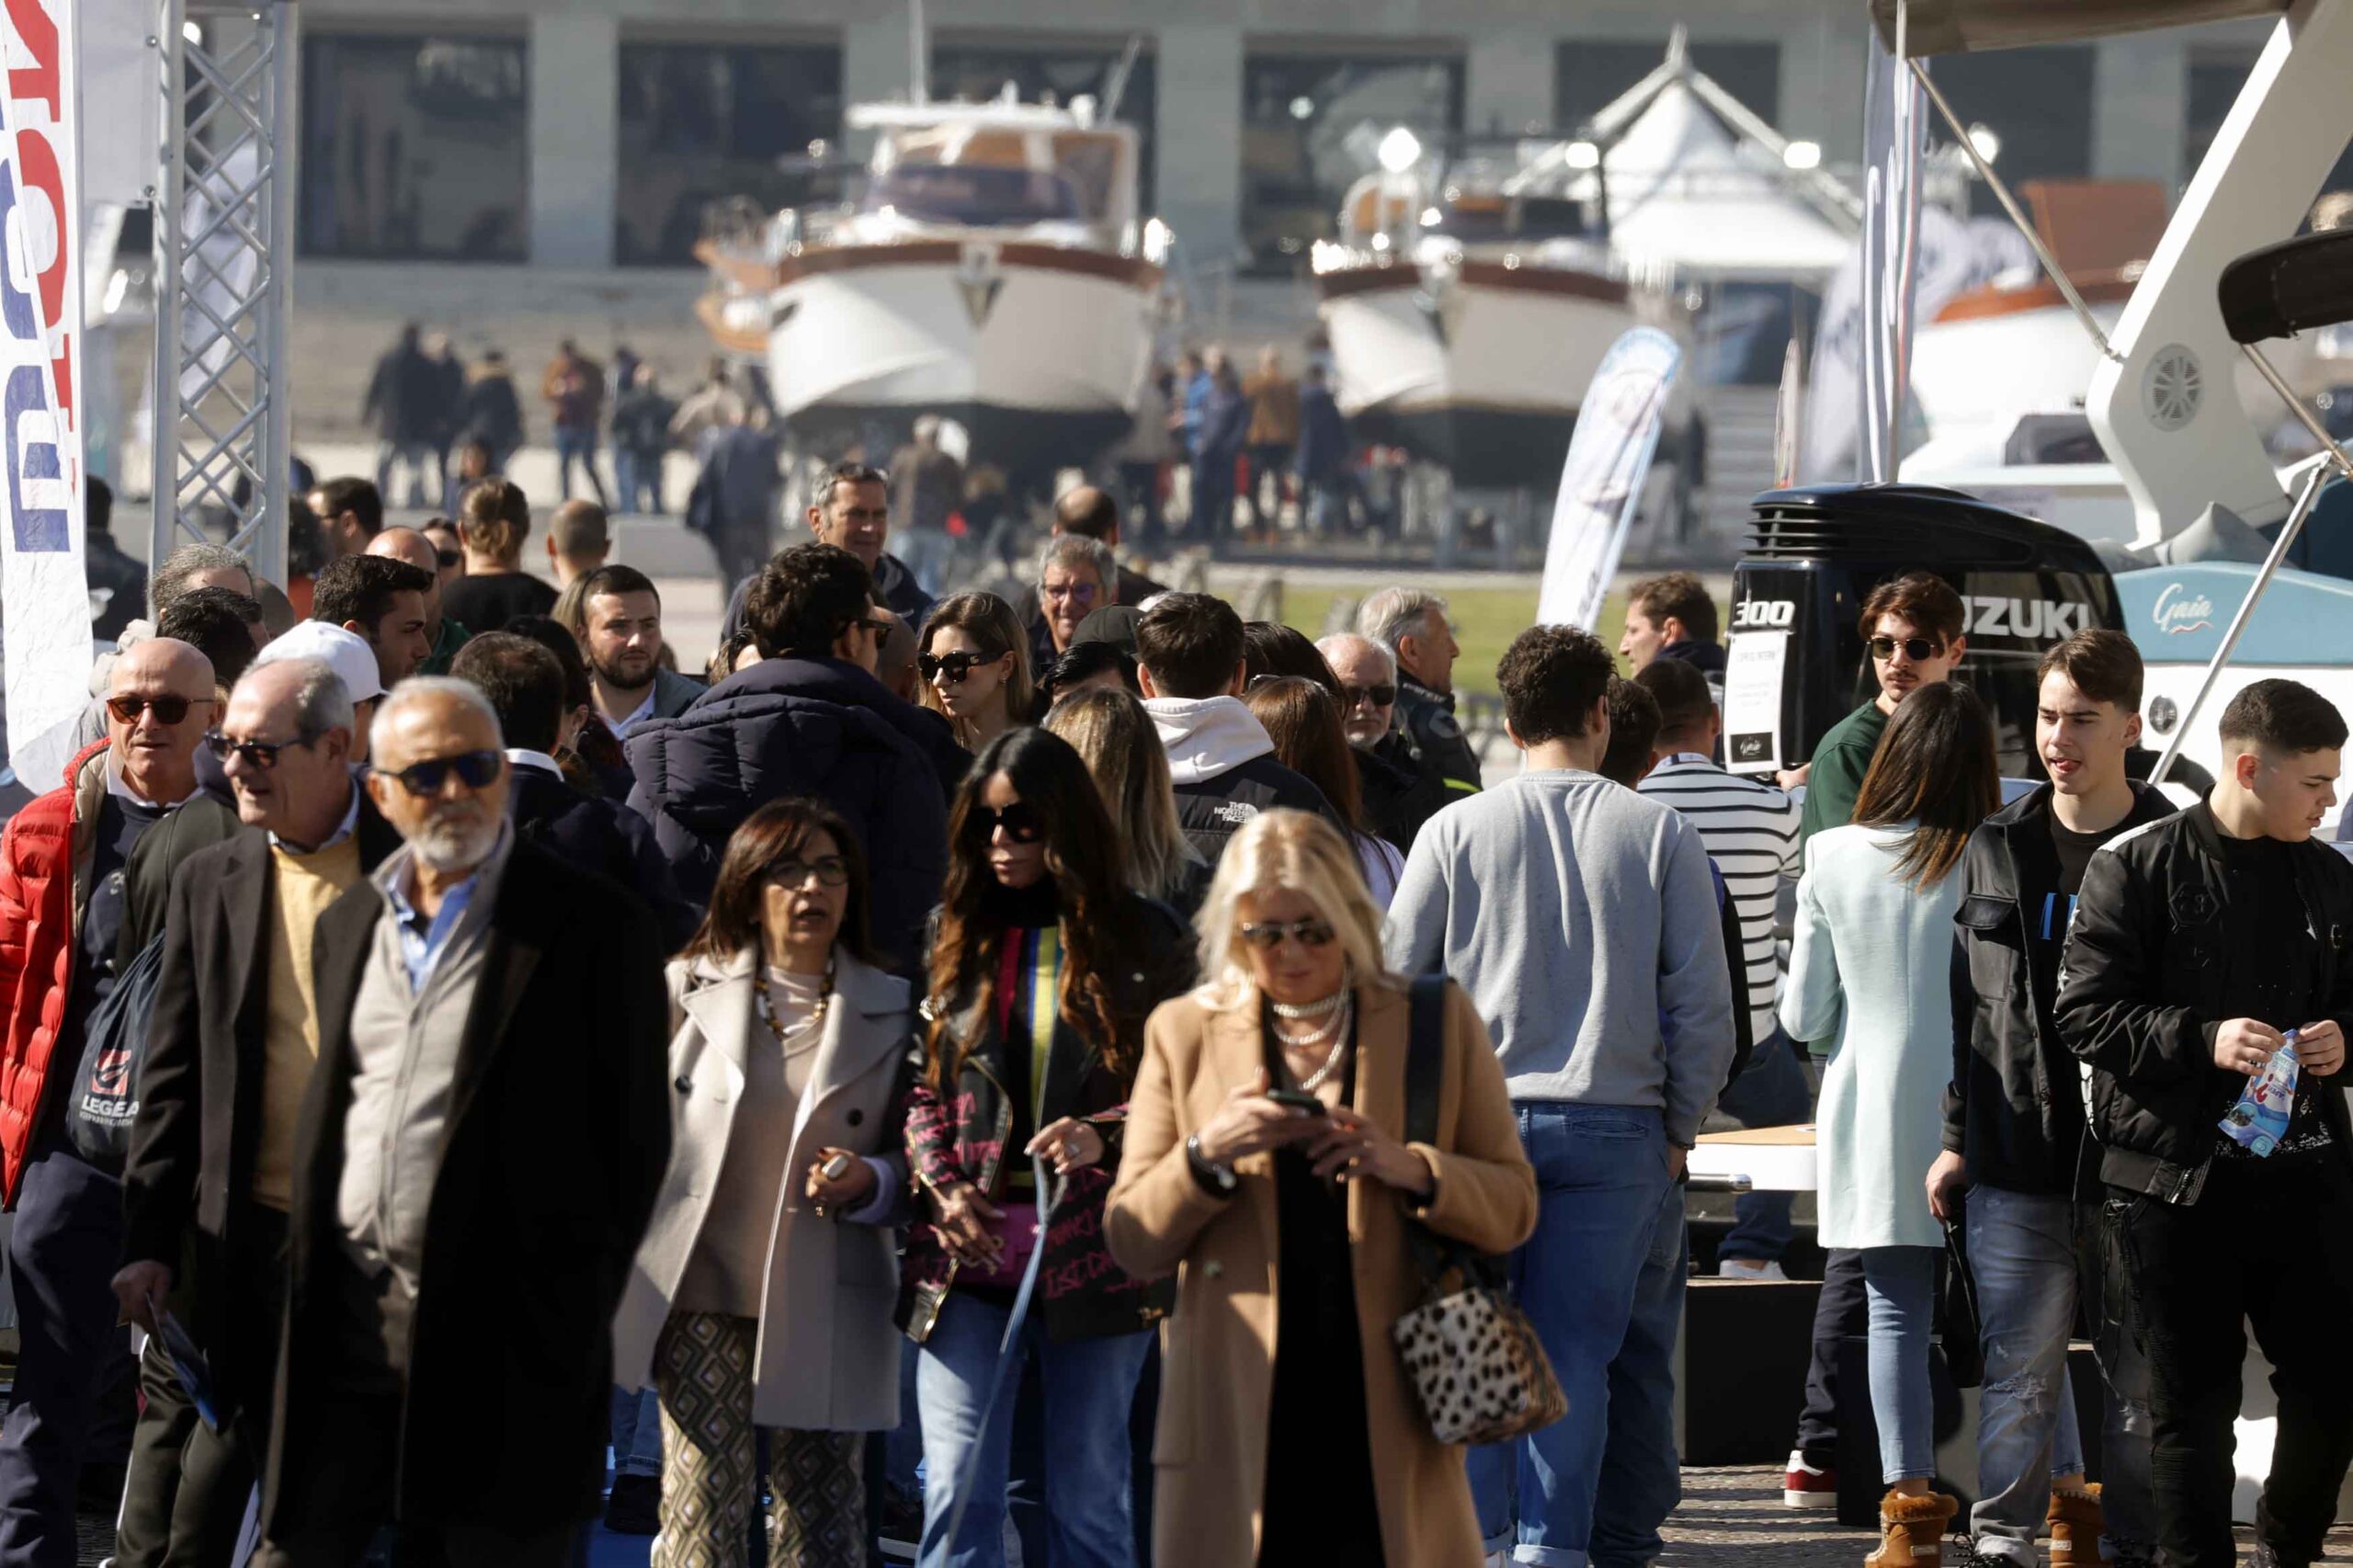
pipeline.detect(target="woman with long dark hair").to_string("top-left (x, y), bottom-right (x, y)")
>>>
top-left (1780, 682), bottom-right (2000, 1565)
top-left (1245, 676), bottom-right (1406, 903)
top-left (612, 797), bottom-right (915, 1564)
top-left (916, 593), bottom-right (1034, 751)
top-left (901, 728), bottom-right (1193, 1568)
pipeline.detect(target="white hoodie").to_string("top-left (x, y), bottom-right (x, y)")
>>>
top-left (1146, 695), bottom-right (1274, 786)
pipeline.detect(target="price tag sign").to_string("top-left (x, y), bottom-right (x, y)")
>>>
top-left (1722, 631), bottom-right (1789, 776)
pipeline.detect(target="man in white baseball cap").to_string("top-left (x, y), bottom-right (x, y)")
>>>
top-left (252, 622), bottom-right (387, 762)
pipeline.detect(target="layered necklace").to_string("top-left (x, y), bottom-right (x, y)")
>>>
top-left (756, 962), bottom-right (833, 1056)
top-left (1270, 974), bottom-right (1355, 1091)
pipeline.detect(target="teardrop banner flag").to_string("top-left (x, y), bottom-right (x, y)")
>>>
top-left (1535, 326), bottom-right (1682, 633)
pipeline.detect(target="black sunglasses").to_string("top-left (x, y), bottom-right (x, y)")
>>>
top-left (1869, 635), bottom-right (1944, 663)
top-left (1239, 918), bottom-right (1337, 950)
top-left (434, 548), bottom-right (462, 569)
top-left (204, 730), bottom-right (315, 769)
top-left (387, 749), bottom-right (503, 798)
top-left (108, 693), bottom-right (208, 726)
top-left (966, 801), bottom-right (1046, 845)
top-left (1341, 682), bottom-right (1398, 709)
top-left (921, 649), bottom-right (1002, 685)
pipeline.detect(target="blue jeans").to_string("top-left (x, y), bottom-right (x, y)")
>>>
top-left (1861, 1245), bottom-right (1939, 1484)
top-left (1471, 1102), bottom-right (1675, 1568)
top-left (554, 424), bottom-right (608, 506)
top-left (1713, 1029), bottom-right (1812, 1264)
top-left (1588, 1176), bottom-right (1688, 1566)
top-left (608, 1385), bottom-right (662, 1482)
top-left (914, 1294), bottom-right (1151, 1568)
top-left (1966, 1187), bottom-right (2155, 1562)
top-left (613, 448), bottom-right (664, 515)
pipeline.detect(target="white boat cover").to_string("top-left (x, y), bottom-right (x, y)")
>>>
top-left (1869, 0), bottom-right (2288, 57)
top-left (1600, 81), bottom-right (1856, 279)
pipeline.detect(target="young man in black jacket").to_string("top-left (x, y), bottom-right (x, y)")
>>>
top-left (1932, 631), bottom-right (2169, 1567)
top-left (2056, 677), bottom-right (2353, 1568)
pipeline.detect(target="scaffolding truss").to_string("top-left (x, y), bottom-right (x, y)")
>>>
top-left (148, 0), bottom-right (296, 582)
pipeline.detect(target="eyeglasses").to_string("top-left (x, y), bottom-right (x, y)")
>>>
top-left (1239, 918), bottom-right (1337, 950)
top-left (1340, 682), bottom-right (1397, 709)
top-left (966, 801), bottom-right (1046, 845)
top-left (386, 749), bottom-right (503, 798)
top-left (204, 730), bottom-right (313, 769)
top-left (107, 693), bottom-right (208, 726)
top-left (766, 856), bottom-right (849, 889)
top-left (921, 649), bottom-right (1001, 685)
top-left (1869, 636), bottom-right (1944, 664)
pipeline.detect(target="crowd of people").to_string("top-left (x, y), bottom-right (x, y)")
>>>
top-left (1, 452), bottom-right (2347, 1568)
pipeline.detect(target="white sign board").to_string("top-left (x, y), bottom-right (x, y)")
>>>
top-left (1535, 326), bottom-right (1682, 631)
top-left (1722, 631), bottom-right (1790, 776)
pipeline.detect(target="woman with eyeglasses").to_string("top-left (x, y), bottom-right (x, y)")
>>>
top-left (1104, 808), bottom-right (1535, 1568)
top-left (1779, 682), bottom-right (1999, 1564)
top-left (1245, 676), bottom-right (1407, 905)
top-left (613, 796), bottom-right (915, 1565)
top-left (916, 594), bottom-right (1034, 753)
top-left (902, 728), bottom-right (1193, 1568)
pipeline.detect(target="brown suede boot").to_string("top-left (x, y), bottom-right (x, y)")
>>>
top-left (1865, 1490), bottom-right (1960, 1567)
top-left (2047, 1482), bottom-right (2103, 1564)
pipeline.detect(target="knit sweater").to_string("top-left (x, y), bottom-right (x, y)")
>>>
top-left (256, 837), bottom-right (363, 1210)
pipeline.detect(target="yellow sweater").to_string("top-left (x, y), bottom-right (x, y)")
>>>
top-left (254, 837), bottom-right (363, 1210)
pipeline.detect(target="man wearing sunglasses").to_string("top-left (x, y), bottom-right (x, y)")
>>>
top-left (1320, 631), bottom-right (1449, 852)
top-left (1799, 571), bottom-right (1969, 849)
top-left (111, 657), bottom-right (403, 1557)
top-left (255, 678), bottom-right (668, 1565)
top-left (0, 638), bottom-right (219, 1560)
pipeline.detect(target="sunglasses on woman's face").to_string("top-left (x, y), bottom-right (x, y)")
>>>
top-left (966, 801), bottom-right (1046, 845)
top-left (1238, 918), bottom-right (1337, 950)
top-left (921, 649), bottom-right (1000, 685)
top-left (1869, 635), bottom-right (1943, 664)
top-left (107, 693), bottom-right (206, 726)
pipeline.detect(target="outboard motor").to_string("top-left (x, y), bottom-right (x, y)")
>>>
top-left (1725, 483), bottom-right (2122, 780)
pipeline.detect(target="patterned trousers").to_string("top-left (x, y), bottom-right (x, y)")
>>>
top-left (654, 1312), bottom-right (867, 1568)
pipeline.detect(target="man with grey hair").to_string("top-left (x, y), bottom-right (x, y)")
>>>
top-left (1032, 530), bottom-right (1118, 671)
top-left (1318, 631), bottom-right (1448, 850)
top-left (150, 543), bottom-right (256, 619)
top-left (112, 658), bottom-right (400, 1559)
top-left (1358, 585), bottom-right (1482, 800)
top-left (257, 677), bottom-right (668, 1563)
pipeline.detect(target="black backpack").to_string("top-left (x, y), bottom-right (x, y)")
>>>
top-left (64, 933), bottom-right (168, 1173)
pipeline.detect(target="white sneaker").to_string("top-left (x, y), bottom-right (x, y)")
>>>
top-left (1717, 1257), bottom-right (1790, 1280)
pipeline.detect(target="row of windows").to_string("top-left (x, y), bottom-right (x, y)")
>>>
top-left (303, 30), bottom-right (2205, 272)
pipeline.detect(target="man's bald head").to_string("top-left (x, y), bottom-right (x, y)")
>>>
top-left (108, 637), bottom-right (217, 802)
top-left (368, 526), bottom-right (444, 620)
top-left (1052, 485), bottom-right (1120, 547)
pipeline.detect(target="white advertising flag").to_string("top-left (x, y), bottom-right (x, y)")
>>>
top-left (1535, 326), bottom-right (1682, 632)
top-left (1, 0), bottom-right (89, 791)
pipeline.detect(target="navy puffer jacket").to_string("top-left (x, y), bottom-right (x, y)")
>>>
top-left (625, 657), bottom-right (950, 968)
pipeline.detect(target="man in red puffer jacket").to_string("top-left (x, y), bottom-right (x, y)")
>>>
top-left (0, 638), bottom-right (218, 1564)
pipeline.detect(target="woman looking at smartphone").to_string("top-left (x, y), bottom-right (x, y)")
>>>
top-left (612, 797), bottom-right (915, 1563)
top-left (1104, 809), bottom-right (1536, 1568)
top-left (902, 728), bottom-right (1194, 1567)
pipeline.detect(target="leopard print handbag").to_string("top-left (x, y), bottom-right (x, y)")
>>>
top-left (1389, 977), bottom-right (1567, 1447)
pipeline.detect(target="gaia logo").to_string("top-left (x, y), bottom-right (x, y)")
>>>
top-left (2151, 582), bottom-right (2215, 636)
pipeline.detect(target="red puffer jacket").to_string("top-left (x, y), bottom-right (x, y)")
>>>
top-left (0, 743), bottom-right (109, 1206)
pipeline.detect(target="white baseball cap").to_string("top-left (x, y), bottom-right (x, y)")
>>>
top-left (250, 620), bottom-right (386, 703)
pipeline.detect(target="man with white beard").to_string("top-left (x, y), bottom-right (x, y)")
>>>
top-left (253, 678), bottom-right (668, 1565)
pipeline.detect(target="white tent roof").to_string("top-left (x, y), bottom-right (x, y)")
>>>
top-left (1597, 80), bottom-right (1857, 280)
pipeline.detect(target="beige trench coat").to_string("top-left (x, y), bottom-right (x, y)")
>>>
top-left (1105, 974), bottom-right (1538, 1568)
top-left (611, 948), bottom-right (913, 1431)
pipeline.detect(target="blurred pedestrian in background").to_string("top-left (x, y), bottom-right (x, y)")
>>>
top-left (361, 325), bottom-right (440, 509)
top-left (613, 370), bottom-right (678, 517)
top-left (542, 339), bottom-right (611, 507)
top-left (889, 415), bottom-right (965, 596)
top-left (461, 348), bottom-right (525, 473)
top-left (1242, 347), bottom-right (1300, 534)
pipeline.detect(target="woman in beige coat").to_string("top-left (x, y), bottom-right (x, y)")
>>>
top-left (612, 797), bottom-right (915, 1567)
top-left (1105, 809), bottom-right (1537, 1568)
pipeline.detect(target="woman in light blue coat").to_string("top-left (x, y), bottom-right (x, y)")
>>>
top-left (1781, 682), bottom-right (1999, 1566)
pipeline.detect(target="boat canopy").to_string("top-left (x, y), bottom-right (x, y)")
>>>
top-left (1869, 0), bottom-right (2290, 58)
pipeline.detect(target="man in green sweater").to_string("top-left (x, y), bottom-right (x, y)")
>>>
top-left (1798, 570), bottom-right (1969, 846)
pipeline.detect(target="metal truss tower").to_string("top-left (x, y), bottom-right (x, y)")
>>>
top-left (148, 0), bottom-right (297, 582)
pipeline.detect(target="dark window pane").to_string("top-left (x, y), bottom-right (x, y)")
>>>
top-left (1241, 52), bottom-right (1465, 278)
top-left (932, 46), bottom-right (1158, 210)
top-left (301, 34), bottom-right (529, 262)
top-left (616, 42), bottom-right (844, 267)
top-left (1922, 46), bottom-right (2095, 218)
top-left (2187, 50), bottom-right (2353, 210)
top-left (1555, 40), bottom-right (1781, 131)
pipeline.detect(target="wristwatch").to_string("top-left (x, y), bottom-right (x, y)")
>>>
top-left (1187, 1133), bottom-right (1237, 1197)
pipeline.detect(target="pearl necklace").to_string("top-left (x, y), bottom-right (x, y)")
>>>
top-left (1272, 987), bottom-right (1355, 1091)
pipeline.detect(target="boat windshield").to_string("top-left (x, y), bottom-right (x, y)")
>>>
top-left (865, 164), bottom-right (1083, 225)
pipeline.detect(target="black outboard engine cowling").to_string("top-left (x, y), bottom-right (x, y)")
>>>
top-left (1727, 483), bottom-right (2122, 780)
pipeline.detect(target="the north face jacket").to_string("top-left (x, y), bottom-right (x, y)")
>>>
top-left (1147, 696), bottom-right (1336, 864)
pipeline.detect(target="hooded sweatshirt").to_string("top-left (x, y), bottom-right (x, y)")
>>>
top-left (1147, 696), bottom-right (1336, 865)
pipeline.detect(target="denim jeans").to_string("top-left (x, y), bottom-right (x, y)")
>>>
top-left (613, 449), bottom-right (664, 516)
top-left (1712, 1030), bottom-right (1813, 1264)
top-left (609, 1386), bottom-right (663, 1482)
top-left (914, 1294), bottom-right (1151, 1568)
top-left (1588, 1176), bottom-right (1688, 1566)
top-left (1966, 1187), bottom-right (2084, 1560)
top-left (1470, 1102), bottom-right (1674, 1568)
top-left (554, 424), bottom-right (608, 506)
top-left (1861, 1245), bottom-right (1939, 1484)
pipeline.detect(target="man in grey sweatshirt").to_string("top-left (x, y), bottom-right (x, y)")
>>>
top-left (1386, 624), bottom-right (1734, 1568)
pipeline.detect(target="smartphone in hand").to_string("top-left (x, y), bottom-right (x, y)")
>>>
top-left (1266, 1089), bottom-right (1327, 1117)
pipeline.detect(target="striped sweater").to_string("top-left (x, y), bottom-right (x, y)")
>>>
top-left (1640, 753), bottom-right (1802, 1045)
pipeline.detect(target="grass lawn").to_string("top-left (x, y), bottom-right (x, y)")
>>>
top-left (1275, 582), bottom-right (1639, 699)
